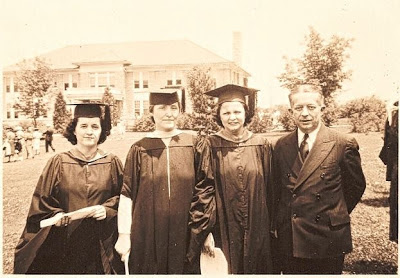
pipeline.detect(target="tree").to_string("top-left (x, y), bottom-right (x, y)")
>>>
top-left (247, 108), bottom-right (273, 133)
top-left (14, 57), bottom-right (55, 127)
top-left (278, 27), bottom-right (353, 125)
top-left (186, 66), bottom-right (219, 135)
top-left (53, 91), bottom-right (71, 133)
top-left (341, 96), bottom-right (386, 133)
top-left (101, 87), bottom-right (120, 126)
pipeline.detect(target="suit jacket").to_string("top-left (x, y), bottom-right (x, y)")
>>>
top-left (272, 124), bottom-right (366, 259)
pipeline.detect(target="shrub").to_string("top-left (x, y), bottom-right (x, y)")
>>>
top-left (322, 97), bottom-right (339, 126)
top-left (275, 105), bottom-right (296, 131)
top-left (131, 114), bottom-right (155, 132)
top-left (176, 113), bottom-right (195, 130)
top-left (248, 110), bottom-right (273, 133)
top-left (341, 96), bottom-right (386, 133)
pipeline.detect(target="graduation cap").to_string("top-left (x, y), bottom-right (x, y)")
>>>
top-left (149, 90), bottom-right (180, 106)
top-left (205, 84), bottom-right (258, 105)
top-left (68, 102), bottom-right (112, 135)
top-left (205, 84), bottom-right (259, 118)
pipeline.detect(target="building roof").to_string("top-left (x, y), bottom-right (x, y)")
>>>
top-left (4, 40), bottom-right (237, 71)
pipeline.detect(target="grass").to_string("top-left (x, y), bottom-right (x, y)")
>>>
top-left (2, 130), bottom-right (398, 274)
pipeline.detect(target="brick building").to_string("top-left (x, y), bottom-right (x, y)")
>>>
top-left (3, 39), bottom-right (251, 126)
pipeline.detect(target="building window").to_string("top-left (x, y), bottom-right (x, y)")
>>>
top-left (4, 77), bottom-right (10, 92)
top-left (134, 81), bottom-right (140, 89)
top-left (109, 74), bottom-right (115, 87)
top-left (14, 111), bottom-right (19, 119)
top-left (7, 111), bottom-right (11, 119)
top-left (243, 78), bottom-right (248, 87)
top-left (134, 101), bottom-right (141, 116)
top-left (143, 100), bottom-right (149, 114)
top-left (98, 73), bottom-right (108, 87)
top-left (72, 82), bottom-right (78, 88)
top-left (167, 80), bottom-right (173, 86)
top-left (90, 74), bottom-right (96, 87)
top-left (14, 84), bottom-right (19, 92)
top-left (176, 79), bottom-right (182, 85)
top-left (64, 83), bottom-right (69, 90)
top-left (143, 80), bottom-right (149, 88)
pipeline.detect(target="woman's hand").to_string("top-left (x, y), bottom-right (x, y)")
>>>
top-left (115, 233), bottom-right (131, 261)
top-left (55, 213), bottom-right (71, 227)
top-left (202, 233), bottom-right (215, 257)
top-left (87, 205), bottom-right (107, 220)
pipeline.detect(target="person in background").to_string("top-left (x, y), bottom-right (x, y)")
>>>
top-left (14, 134), bottom-right (24, 162)
top-left (44, 125), bottom-right (55, 153)
top-left (187, 84), bottom-right (274, 274)
top-left (272, 84), bottom-right (366, 274)
top-left (114, 90), bottom-right (208, 274)
top-left (24, 127), bottom-right (34, 159)
top-left (3, 136), bottom-right (12, 162)
top-left (379, 99), bottom-right (398, 243)
top-left (32, 127), bottom-right (42, 156)
top-left (14, 103), bottom-right (124, 274)
top-left (6, 127), bottom-right (16, 162)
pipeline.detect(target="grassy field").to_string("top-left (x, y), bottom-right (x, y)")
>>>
top-left (2, 130), bottom-right (398, 274)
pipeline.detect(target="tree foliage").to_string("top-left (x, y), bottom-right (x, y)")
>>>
top-left (275, 105), bottom-right (297, 131)
top-left (101, 87), bottom-right (120, 126)
top-left (186, 66), bottom-right (219, 135)
top-left (341, 96), bottom-right (386, 133)
top-left (53, 91), bottom-right (71, 133)
top-left (278, 27), bottom-right (353, 125)
top-left (131, 114), bottom-right (155, 132)
top-left (247, 108), bottom-right (273, 133)
top-left (14, 57), bottom-right (55, 127)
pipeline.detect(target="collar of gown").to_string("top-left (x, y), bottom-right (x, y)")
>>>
top-left (214, 128), bottom-right (253, 143)
top-left (68, 148), bottom-right (108, 162)
top-left (146, 129), bottom-right (183, 139)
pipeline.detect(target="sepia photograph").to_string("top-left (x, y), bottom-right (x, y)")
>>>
top-left (1, 0), bottom-right (399, 275)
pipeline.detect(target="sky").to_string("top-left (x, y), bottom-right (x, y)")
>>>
top-left (1, 0), bottom-right (399, 107)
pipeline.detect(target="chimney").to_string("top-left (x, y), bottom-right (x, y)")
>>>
top-left (232, 31), bottom-right (242, 66)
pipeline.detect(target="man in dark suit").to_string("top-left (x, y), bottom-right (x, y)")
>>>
top-left (272, 84), bottom-right (366, 274)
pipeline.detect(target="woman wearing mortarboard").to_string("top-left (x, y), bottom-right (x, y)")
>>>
top-left (114, 90), bottom-right (213, 274)
top-left (14, 103), bottom-right (124, 274)
top-left (186, 84), bottom-right (274, 274)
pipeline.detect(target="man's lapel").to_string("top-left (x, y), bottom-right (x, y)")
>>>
top-left (294, 125), bottom-right (335, 191)
top-left (282, 130), bottom-right (303, 177)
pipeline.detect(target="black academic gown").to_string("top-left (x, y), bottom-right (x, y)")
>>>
top-left (14, 149), bottom-right (124, 274)
top-left (188, 130), bottom-right (274, 274)
top-left (121, 132), bottom-right (207, 274)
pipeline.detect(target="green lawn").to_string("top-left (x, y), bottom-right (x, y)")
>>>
top-left (2, 130), bottom-right (398, 274)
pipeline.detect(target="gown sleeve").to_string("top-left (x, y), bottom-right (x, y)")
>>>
top-left (120, 145), bottom-right (141, 206)
top-left (14, 154), bottom-right (63, 274)
top-left (186, 136), bottom-right (216, 264)
top-left (262, 138), bottom-right (275, 233)
top-left (102, 155), bottom-right (124, 222)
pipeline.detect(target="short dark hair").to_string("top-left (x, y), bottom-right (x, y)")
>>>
top-left (214, 102), bottom-right (253, 127)
top-left (63, 117), bottom-right (108, 145)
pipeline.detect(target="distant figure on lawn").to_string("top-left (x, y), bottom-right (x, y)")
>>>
top-left (14, 103), bottom-right (124, 274)
top-left (272, 84), bottom-right (366, 274)
top-left (379, 99), bottom-right (398, 243)
top-left (32, 127), bottom-right (42, 156)
top-left (43, 125), bottom-right (55, 152)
